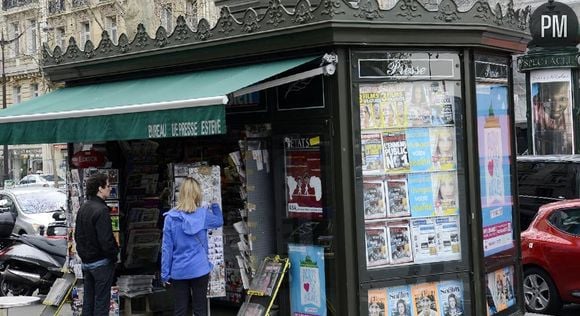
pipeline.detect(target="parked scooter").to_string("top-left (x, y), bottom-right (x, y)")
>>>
top-left (0, 211), bottom-right (66, 296)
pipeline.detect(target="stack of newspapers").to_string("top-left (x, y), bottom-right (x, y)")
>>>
top-left (116, 275), bottom-right (155, 298)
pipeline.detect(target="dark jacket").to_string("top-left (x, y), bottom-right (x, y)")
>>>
top-left (74, 196), bottom-right (119, 264)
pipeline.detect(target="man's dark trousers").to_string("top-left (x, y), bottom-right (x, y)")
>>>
top-left (82, 263), bottom-right (115, 316)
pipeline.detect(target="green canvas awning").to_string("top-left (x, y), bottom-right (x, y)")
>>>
top-left (0, 57), bottom-right (314, 145)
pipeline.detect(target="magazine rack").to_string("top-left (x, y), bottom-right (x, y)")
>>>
top-left (238, 255), bottom-right (290, 316)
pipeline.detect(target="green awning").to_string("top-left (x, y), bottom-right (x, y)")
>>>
top-left (0, 57), bottom-right (314, 144)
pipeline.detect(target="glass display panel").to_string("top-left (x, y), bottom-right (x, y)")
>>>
top-left (357, 52), bottom-right (463, 270)
top-left (530, 69), bottom-right (574, 155)
top-left (475, 56), bottom-right (516, 262)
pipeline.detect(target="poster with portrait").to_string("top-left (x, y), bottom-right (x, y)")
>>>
top-left (363, 179), bottom-right (387, 220)
top-left (362, 133), bottom-right (385, 174)
top-left (368, 288), bottom-right (388, 316)
top-left (486, 266), bottom-right (515, 315)
top-left (410, 218), bottom-right (438, 263)
top-left (285, 136), bottom-right (323, 219)
top-left (407, 128), bottom-right (433, 172)
top-left (431, 172), bottom-right (459, 216)
top-left (383, 131), bottom-right (410, 172)
top-left (411, 282), bottom-right (440, 316)
top-left (360, 84), bottom-right (385, 129)
top-left (365, 226), bottom-right (390, 268)
top-left (387, 284), bottom-right (413, 316)
top-left (530, 69), bottom-right (574, 155)
top-left (408, 173), bottom-right (434, 218)
top-left (289, 244), bottom-right (327, 316)
top-left (387, 222), bottom-right (413, 264)
top-left (476, 84), bottom-right (514, 258)
top-left (385, 176), bottom-right (411, 218)
top-left (437, 280), bottom-right (464, 316)
top-left (430, 127), bottom-right (456, 171)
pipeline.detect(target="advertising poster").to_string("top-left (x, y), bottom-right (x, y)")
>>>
top-left (285, 136), bottom-right (323, 219)
top-left (486, 266), bottom-right (515, 315)
top-left (368, 288), bottom-right (388, 316)
top-left (476, 84), bottom-right (514, 257)
top-left (411, 282), bottom-right (440, 316)
top-left (387, 284), bottom-right (414, 316)
top-left (407, 128), bottom-right (433, 172)
top-left (408, 173), bottom-right (434, 218)
top-left (437, 280), bottom-right (464, 316)
top-left (530, 69), bottom-right (574, 155)
top-left (289, 244), bottom-right (327, 316)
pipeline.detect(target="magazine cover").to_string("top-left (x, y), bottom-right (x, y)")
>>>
top-left (438, 280), bottom-right (464, 316)
top-left (107, 201), bottom-right (119, 215)
top-left (411, 282), bottom-right (440, 316)
top-left (368, 288), bottom-right (388, 316)
top-left (430, 127), bottom-right (456, 171)
top-left (110, 216), bottom-right (120, 231)
top-left (387, 284), bottom-right (414, 316)
top-left (486, 266), bottom-right (515, 315)
top-left (385, 176), bottom-right (411, 218)
top-left (289, 244), bottom-right (327, 316)
top-left (427, 81), bottom-right (455, 126)
top-left (407, 128), bottom-right (433, 172)
top-left (362, 133), bottom-right (385, 174)
top-left (383, 131), bottom-right (410, 172)
top-left (410, 218), bottom-right (438, 264)
top-left (387, 222), bottom-right (413, 264)
top-left (408, 173), bottom-right (434, 218)
top-left (381, 83), bottom-right (408, 128)
top-left (285, 137), bottom-right (323, 219)
top-left (365, 226), bottom-right (390, 268)
top-left (406, 81), bottom-right (432, 127)
top-left (364, 179), bottom-right (387, 220)
top-left (435, 216), bottom-right (461, 261)
top-left (431, 172), bottom-right (459, 216)
top-left (360, 84), bottom-right (385, 129)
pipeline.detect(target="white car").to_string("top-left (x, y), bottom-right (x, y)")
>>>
top-left (16, 174), bottom-right (65, 188)
top-left (0, 187), bottom-right (67, 235)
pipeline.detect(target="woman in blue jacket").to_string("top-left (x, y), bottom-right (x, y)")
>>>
top-left (161, 177), bottom-right (223, 316)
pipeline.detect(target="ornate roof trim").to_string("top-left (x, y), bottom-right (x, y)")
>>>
top-left (41, 0), bottom-right (531, 67)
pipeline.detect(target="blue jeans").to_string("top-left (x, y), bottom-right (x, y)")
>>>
top-left (172, 273), bottom-right (210, 316)
top-left (82, 263), bottom-right (115, 316)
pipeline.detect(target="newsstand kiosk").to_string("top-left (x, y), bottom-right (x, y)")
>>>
top-left (0, 0), bottom-right (530, 315)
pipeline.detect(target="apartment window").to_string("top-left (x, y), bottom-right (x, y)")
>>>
top-left (12, 86), bottom-right (21, 104)
top-left (80, 22), bottom-right (90, 46)
top-left (55, 27), bottom-right (66, 49)
top-left (31, 83), bottom-right (39, 98)
top-left (28, 19), bottom-right (37, 54)
top-left (106, 16), bottom-right (118, 44)
top-left (186, 0), bottom-right (197, 29)
top-left (161, 4), bottom-right (173, 32)
top-left (10, 22), bottom-right (19, 58)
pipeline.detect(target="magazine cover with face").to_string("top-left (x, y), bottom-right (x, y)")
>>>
top-left (363, 179), bottom-right (388, 220)
top-left (411, 282), bottom-right (440, 316)
top-left (430, 127), bottom-right (456, 171)
top-left (360, 84), bottom-right (385, 129)
top-left (431, 172), bottom-right (459, 216)
top-left (388, 284), bottom-right (413, 316)
top-left (437, 280), bottom-right (464, 316)
top-left (406, 81), bottom-right (432, 127)
top-left (365, 226), bottom-right (390, 268)
top-left (368, 288), bottom-right (388, 316)
top-left (387, 222), bottom-right (413, 264)
top-left (380, 83), bottom-right (408, 128)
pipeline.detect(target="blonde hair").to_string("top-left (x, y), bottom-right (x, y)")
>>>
top-left (176, 178), bottom-right (202, 212)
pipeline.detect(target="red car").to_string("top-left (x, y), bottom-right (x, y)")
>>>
top-left (521, 199), bottom-right (580, 314)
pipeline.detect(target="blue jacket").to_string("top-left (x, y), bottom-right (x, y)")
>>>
top-left (161, 203), bottom-right (223, 283)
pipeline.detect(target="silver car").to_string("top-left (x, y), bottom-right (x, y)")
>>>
top-left (0, 187), bottom-right (67, 235)
top-left (16, 174), bottom-right (65, 188)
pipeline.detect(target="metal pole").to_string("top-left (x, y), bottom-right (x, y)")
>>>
top-left (1, 32), bottom-right (8, 186)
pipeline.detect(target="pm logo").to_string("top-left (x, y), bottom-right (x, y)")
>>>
top-left (541, 14), bottom-right (568, 38)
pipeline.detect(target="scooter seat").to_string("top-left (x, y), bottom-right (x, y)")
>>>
top-left (21, 235), bottom-right (67, 258)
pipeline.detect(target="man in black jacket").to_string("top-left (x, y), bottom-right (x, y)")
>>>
top-left (75, 173), bottom-right (119, 316)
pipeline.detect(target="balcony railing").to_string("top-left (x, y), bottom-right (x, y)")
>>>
top-left (2, 0), bottom-right (37, 10)
top-left (48, 0), bottom-right (65, 14)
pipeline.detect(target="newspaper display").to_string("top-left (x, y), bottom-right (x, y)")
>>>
top-left (387, 222), bottom-right (413, 264)
top-left (385, 176), bottom-right (411, 218)
top-left (363, 180), bottom-right (387, 220)
top-left (365, 227), bottom-right (390, 268)
top-left (383, 131), bottom-right (410, 172)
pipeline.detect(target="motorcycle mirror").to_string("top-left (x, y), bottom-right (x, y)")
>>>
top-left (52, 212), bottom-right (66, 221)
